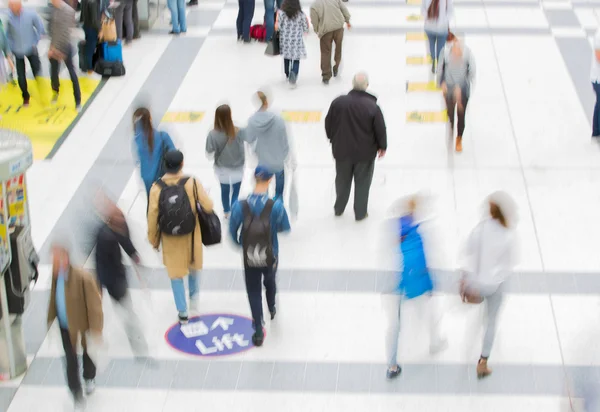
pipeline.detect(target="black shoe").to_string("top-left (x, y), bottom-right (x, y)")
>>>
top-left (178, 314), bottom-right (189, 325)
top-left (333, 65), bottom-right (339, 77)
top-left (322, 79), bottom-right (329, 85)
top-left (169, 30), bottom-right (181, 35)
top-left (386, 365), bottom-right (402, 380)
top-left (252, 333), bottom-right (264, 347)
top-left (334, 210), bottom-right (343, 217)
top-left (269, 307), bottom-right (276, 320)
top-left (431, 64), bottom-right (436, 74)
top-left (187, 0), bottom-right (198, 5)
top-left (243, 39), bottom-right (251, 44)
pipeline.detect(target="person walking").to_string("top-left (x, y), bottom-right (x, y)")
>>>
top-left (206, 104), bottom-right (246, 219)
top-left (325, 72), bottom-right (387, 221)
top-left (132, 107), bottom-right (176, 203)
top-left (385, 195), bottom-right (447, 380)
top-left (94, 191), bottom-right (148, 357)
top-left (310, 0), bottom-right (351, 85)
top-left (0, 19), bottom-right (15, 89)
top-left (229, 166), bottom-right (291, 347)
top-left (5, 0), bottom-right (45, 106)
top-left (591, 28), bottom-right (600, 138)
top-left (48, 0), bottom-right (82, 109)
top-left (264, 0), bottom-right (282, 42)
top-left (437, 35), bottom-right (475, 153)
top-left (167, 0), bottom-right (187, 34)
top-left (114, 0), bottom-right (134, 45)
top-left (245, 90), bottom-right (291, 200)
top-left (421, 0), bottom-right (452, 73)
top-left (460, 191), bottom-right (518, 379)
top-left (236, 0), bottom-right (256, 43)
top-left (80, 0), bottom-right (101, 73)
top-left (47, 243), bottom-right (103, 410)
top-left (275, 0), bottom-right (309, 88)
top-left (147, 150), bottom-right (214, 324)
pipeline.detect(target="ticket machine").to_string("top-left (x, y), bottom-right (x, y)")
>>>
top-left (0, 130), bottom-right (37, 380)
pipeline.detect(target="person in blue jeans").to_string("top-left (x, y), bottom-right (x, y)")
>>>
top-left (229, 166), bottom-right (291, 346)
top-left (237, 0), bottom-right (256, 42)
top-left (168, 0), bottom-right (186, 34)
top-left (205, 104), bottom-right (246, 219)
top-left (591, 29), bottom-right (600, 137)
top-left (421, 0), bottom-right (452, 73)
top-left (80, 0), bottom-right (101, 72)
top-left (245, 90), bottom-right (293, 201)
top-left (264, 0), bottom-right (282, 42)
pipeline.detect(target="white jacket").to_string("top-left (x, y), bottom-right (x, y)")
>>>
top-left (421, 0), bottom-right (453, 34)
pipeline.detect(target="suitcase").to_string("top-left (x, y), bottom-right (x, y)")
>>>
top-left (78, 40), bottom-right (101, 72)
top-left (102, 40), bottom-right (123, 62)
top-left (94, 59), bottom-right (126, 77)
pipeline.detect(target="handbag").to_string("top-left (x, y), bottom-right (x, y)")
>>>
top-left (193, 180), bottom-right (222, 246)
top-left (99, 14), bottom-right (117, 42)
top-left (265, 31), bottom-right (280, 56)
top-left (460, 222), bottom-right (485, 304)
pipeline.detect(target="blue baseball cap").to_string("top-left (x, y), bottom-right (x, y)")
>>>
top-left (254, 166), bottom-right (274, 180)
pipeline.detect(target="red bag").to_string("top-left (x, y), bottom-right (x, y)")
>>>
top-left (250, 24), bottom-right (266, 42)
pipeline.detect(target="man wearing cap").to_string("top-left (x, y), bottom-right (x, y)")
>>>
top-left (147, 150), bottom-right (214, 324)
top-left (229, 166), bottom-right (291, 347)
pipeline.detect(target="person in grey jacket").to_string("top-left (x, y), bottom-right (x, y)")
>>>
top-left (310, 0), bottom-right (351, 85)
top-left (421, 0), bottom-right (453, 73)
top-left (206, 104), bottom-right (246, 219)
top-left (244, 89), bottom-right (293, 201)
top-left (49, 0), bottom-right (81, 109)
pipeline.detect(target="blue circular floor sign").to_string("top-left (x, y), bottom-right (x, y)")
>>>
top-left (165, 314), bottom-right (258, 357)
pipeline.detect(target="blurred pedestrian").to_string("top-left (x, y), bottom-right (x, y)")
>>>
top-left (264, 0), bottom-right (282, 42)
top-left (94, 191), bottom-right (148, 357)
top-left (80, 0), bottom-right (101, 73)
top-left (245, 89), bottom-right (290, 200)
top-left (460, 191), bottom-right (518, 379)
top-left (310, 0), bottom-right (351, 85)
top-left (421, 0), bottom-right (452, 73)
top-left (0, 19), bottom-right (15, 89)
top-left (206, 104), bottom-right (246, 219)
top-left (591, 29), bottom-right (600, 138)
top-left (325, 72), bottom-right (387, 221)
top-left (167, 0), bottom-right (186, 34)
top-left (236, 0), bottom-right (255, 43)
top-left (437, 34), bottom-right (475, 153)
top-left (47, 243), bottom-right (103, 410)
top-left (114, 0), bottom-right (134, 45)
top-left (132, 107), bottom-right (176, 204)
top-left (385, 195), bottom-right (447, 380)
top-left (147, 150), bottom-right (214, 324)
top-left (275, 0), bottom-right (309, 88)
top-left (229, 166), bottom-right (291, 347)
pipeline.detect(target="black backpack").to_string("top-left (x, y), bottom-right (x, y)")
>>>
top-left (157, 178), bottom-right (196, 236)
top-left (241, 199), bottom-right (275, 268)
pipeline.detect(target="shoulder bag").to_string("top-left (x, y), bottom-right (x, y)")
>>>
top-left (193, 180), bottom-right (222, 246)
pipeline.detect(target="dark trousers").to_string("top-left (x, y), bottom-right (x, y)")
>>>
top-left (593, 82), bottom-right (600, 136)
top-left (132, 0), bottom-right (140, 38)
top-left (237, 0), bottom-right (255, 41)
top-left (444, 86), bottom-right (469, 137)
top-left (50, 45), bottom-right (81, 106)
top-left (83, 26), bottom-right (99, 71)
top-left (334, 158), bottom-right (375, 220)
top-left (115, 1), bottom-right (134, 42)
top-left (15, 52), bottom-right (41, 101)
top-left (244, 266), bottom-right (277, 338)
top-left (284, 59), bottom-right (300, 79)
top-left (320, 28), bottom-right (343, 81)
top-left (220, 182), bottom-right (241, 213)
top-left (60, 328), bottom-right (96, 399)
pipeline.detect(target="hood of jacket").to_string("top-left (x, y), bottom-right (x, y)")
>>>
top-left (248, 110), bottom-right (279, 131)
top-left (247, 110), bottom-right (289, 171)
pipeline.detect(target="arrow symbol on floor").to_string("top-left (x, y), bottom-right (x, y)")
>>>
top-left (211, 317), bottom-right (234, 331)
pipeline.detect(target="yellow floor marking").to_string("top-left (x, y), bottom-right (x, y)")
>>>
top-left (406, 14), bottom-right (423, 21)
top-left (406, 111), bottom-right (448, 123)
top-left (406, 81), bottom-right (440, 92)
top-left (406, 55), bottom-right (432, 65)
top-left (281, 111), bottom-right (322, 123)
top-left (406, 32), bottom-right (427, 41)
top-left (407, 0), bottom-right (422, 4)
top-left (0, 77), bottom-right (101, 160)
top-left (161, 111), bottom-right (205, 123)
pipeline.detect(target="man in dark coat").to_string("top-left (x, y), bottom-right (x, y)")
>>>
top-left (325, 72), bottom-right (387, 221)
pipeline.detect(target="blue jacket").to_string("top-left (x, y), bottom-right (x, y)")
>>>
top-left (132, 122), bottom-right (175, 194)
top-left (229, 193), bottom-right (291, 258)
top-left (6, 8), bottom-right (45, 57)
top-left (397, 215), bottom-right (433, 299)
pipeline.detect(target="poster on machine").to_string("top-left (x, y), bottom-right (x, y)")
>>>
top-left (6, 174), bottom-right (28, 228)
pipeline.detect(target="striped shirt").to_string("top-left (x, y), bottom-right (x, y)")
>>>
top-left (438, 46), bottom-right (476, 89)
top-left (49, 2), bottom-right (75, 55)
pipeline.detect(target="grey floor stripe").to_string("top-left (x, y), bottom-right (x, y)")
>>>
top-left (121, 266), bottom-right (600, 295)
top-left (0, 388), bottom-right (17, 411)
top-left (555, 37), bottom-right (595, 126)
top-left (20, 356), bottom-right (600, 396)
top-left (209, 26), bottom-right (552, 35)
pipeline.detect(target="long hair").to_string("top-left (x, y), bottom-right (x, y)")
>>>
top-left (133, 107), bottom-right (154, 153)
top-left (489, 202), bottom-right (507, 228)
top-left (281, 0), bottom-right (302, 19)
top-left (427, 0), bottom-right (440, 20)
top-left (214, 105), bottom-right (236, 142)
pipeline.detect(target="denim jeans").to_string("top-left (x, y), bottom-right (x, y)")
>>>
top-left (168, 0), bottom-right (187, 33)
top-left (264, 0), bottom-right (282, 41)
top-left (220, 182), bottom-right (241, 213)
top-left (425, 29), bottom-right (446, 65)
top-left (170, 271), bottom-right (200, 315)
top-left (50, 45), bottom-right (81, 106)
top-left (244, 266), bottom-right (277, 337)
top-left (481, 290), bottom-right (503, 358)
top-left (274, 170), bottom-right (285, 200)
top-left (15, 52), bottom-right (41, 101)
top-left (593, 82), bottom-right (600, 136)
top-left (284, 59), bottom-right (300, 79)
top-left (237, 0), bottom-right (256, 41)
top-left (83, 26), bottom-right (98, 70)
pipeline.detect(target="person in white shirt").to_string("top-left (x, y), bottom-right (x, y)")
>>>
top-left (460, 191), bottom-right (518, 379)
top-left (591, 29), bottom-right (600, 137)
top-left (421, 0), bottom-right (453, 74)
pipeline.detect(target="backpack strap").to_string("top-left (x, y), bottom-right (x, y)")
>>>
top-left (179, 177), bottom-right (190, 186)
top-left (156, 179), bottom-right (167, 189)
top-left (260, 199), bottom-right (275, 220)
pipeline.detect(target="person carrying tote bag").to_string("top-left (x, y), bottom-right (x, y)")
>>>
top-left (460, 191), bottom-right (518, 379)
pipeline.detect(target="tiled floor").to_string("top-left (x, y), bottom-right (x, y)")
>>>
top-left (4, 0), bottom-right (600, 410)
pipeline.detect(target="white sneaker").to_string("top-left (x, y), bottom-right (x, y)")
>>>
top-left (190, 296), bottom-right (200, 314)
top-left (84, 379), bottom-right (96, 395)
